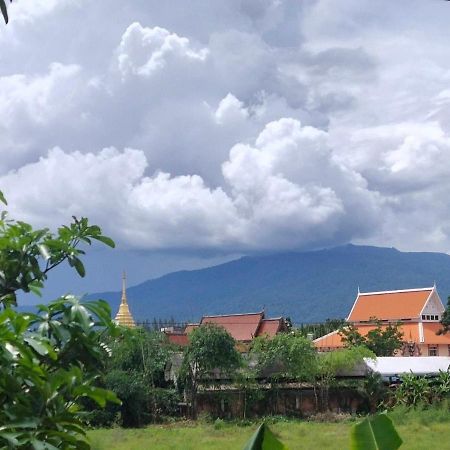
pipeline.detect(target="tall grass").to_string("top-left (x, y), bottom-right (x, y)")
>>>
top-left (89, 405), bottom-right (450, 450)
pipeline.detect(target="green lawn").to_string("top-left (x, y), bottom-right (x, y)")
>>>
top-left (88, 408), bottom-right (450, 450)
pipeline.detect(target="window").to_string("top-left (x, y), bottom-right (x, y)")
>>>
top-left (426, 315), bottom-right (430, 320)
top-left (422, 315), bottom-right (426, 320)
top-left (428, 345), bottom-right (438, 356)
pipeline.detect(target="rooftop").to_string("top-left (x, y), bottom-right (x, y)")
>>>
top-left (347, 287), bottom-right (434, 322)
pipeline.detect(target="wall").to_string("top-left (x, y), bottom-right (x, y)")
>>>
top-left (196, 385), bottom-right (367, 419)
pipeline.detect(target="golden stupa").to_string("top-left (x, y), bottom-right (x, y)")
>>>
top-left (114, 271), bottom-right (136, 328)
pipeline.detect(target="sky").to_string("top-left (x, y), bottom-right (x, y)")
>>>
top-left (2, 0), bottom-right (450, 300)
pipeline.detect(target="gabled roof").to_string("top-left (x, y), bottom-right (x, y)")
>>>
top-left (200, 312), bottom-right (264, 341)
top-left (256, 318), bottom-right (285, 338)
top-left (347, 287), bottom-right (434, 322)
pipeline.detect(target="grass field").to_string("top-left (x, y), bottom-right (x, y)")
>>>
top-left (88, 407), bottom-right (450, 450)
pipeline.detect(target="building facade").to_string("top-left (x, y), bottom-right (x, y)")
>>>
top-left (314, 286), bottom-right (450, 356)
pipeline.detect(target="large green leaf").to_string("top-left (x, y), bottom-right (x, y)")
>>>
top-left (350, 413), bottom-right (403, 450)
top-left (0, 190), bottom-right (7, 205)
top-left (0, 0), bottom-right (8, 25)
top-left (243, 423), bottom-right (290, 450)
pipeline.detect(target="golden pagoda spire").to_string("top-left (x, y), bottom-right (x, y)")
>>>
top-left (114, 271), bottom-right (136, 328)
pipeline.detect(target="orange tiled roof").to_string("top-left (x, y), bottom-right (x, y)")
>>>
top-left (314, 330), bottom-right (344, 349)
top-left (314, 321), bottom-right (450, 350)
top-left (422, 322), bottom-right (450, 344)
top-left (347, 288), bottom-right (433, 322)
top-left (185, 324), bottom-right (199, 334)
top-left (314, 324), bottom-right (382, 349)
top-left (256, 318), bottom-right (284, 337)
top-left (201, 312), bottom-right (264, 341)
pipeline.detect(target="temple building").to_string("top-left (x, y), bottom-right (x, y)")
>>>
top-left (164, 311), bottom-right (287, 350)
top-left (114, 272), bottom-right (136, 328)
top-left (314, 286), bottom-right (450, 356)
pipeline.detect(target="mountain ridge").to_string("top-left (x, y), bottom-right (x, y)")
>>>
top-left (88, 244), bottom-right (450, 323)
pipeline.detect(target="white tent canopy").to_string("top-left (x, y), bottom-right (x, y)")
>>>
top-left (364, 357), bottom-right (450, 377)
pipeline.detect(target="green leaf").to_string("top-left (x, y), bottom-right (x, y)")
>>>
top-left (24, 336), bottom-right (56, 359)
top-left (29, 280), bottom-right (43, 297)
top-left (242, 423), bottom-right (289, 450)
top-left (0, 190), bottom-right (7, 205)
top-left (92, 235), bottom-right (115, 248)
top-left (350, 414), bottom-right (403, 450)
top-left (75, 385), bottom-right (121, 407)
top-left (70, 257), bottom-right (85, 277)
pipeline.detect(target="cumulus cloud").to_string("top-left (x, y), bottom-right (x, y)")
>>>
top-left (2, 0), bottom-right (450, 255)
top-left (116, 23), bottom-right (208, 78)
top-left (0, 118), bottom-right (381, 251)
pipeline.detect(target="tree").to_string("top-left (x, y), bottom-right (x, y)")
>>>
top-left (0, 191), bottom-right (119, 448)
top-left (182, 323), bottom-right (242, 418)
top-left (340, 320), bottom-right (403, 356)
top-left (99, 327), bottom-right (175, 426)
top-left (0, 195), bottom-right (114, 309)
top-left (315, 346), bottom-right (374, 411)
top-left (438, 296), bottom-right (450, 335)
top-left (251, 331), bottom-right (317, 382)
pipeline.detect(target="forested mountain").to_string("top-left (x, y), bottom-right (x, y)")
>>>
top-left (89, 245), bottom-right (450, 324)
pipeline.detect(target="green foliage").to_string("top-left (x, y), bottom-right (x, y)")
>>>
top-left (0, 200), bottom-right (114, 307)
top-left (432, 370), bottom-right (450, 401)
top-left (251, 332), bottom-right (317, 381)
top-left (242, 422), bottom-right (289, 450)
top-left (395, 373), bottom-right (430, 407)
top-left (98, 327), bottom-right (175, 427)
top-left (438, 296), bottom-right (450, 335)
top-left (315, 346), bottom-right (374, 411)
top-left (0, 297), bottom-right (120, 448)
top-left (182, 323), bottom-right (242, 418)
top-left (296, 319), bottom-right (345, 340)
top-left (0, 190), bottom-right (119, 448)
top-left (350, 413), bottom-right (402, 450)
top-left (316, 346), bottom-right (374, 377)
top-left (184, 323), bottom-right (242, 380)
top-left (340, 321), bottom-right (403, 356)
top-left (362, 371), bottom-right (388, 413)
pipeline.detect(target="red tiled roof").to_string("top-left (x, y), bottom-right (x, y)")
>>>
top-left (166, 333), bottom-right (189, 347)
top-left (200, 312), bottom-right (264, 341)
top-left (256, 318), bottom-right (283, 337)
top-left (347, 288), bottom-right (433, 322)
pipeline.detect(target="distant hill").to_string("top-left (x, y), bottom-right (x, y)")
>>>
top-left (87, 245), bottom-right (450, 324)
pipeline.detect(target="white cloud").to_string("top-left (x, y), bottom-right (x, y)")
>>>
top-left (214, 93), bottom-right (249, 125)
top-left (2, 1), bottom-right (450, 255)
top-left (116, 23), bottom-right (208, 78)
top-left (0, 118), bottom-right (381, 251)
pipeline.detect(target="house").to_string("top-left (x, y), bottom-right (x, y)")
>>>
top-left (314, 286), bottom-right (450, 356)
top-left (164, 311), bottom-right (287, 348)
